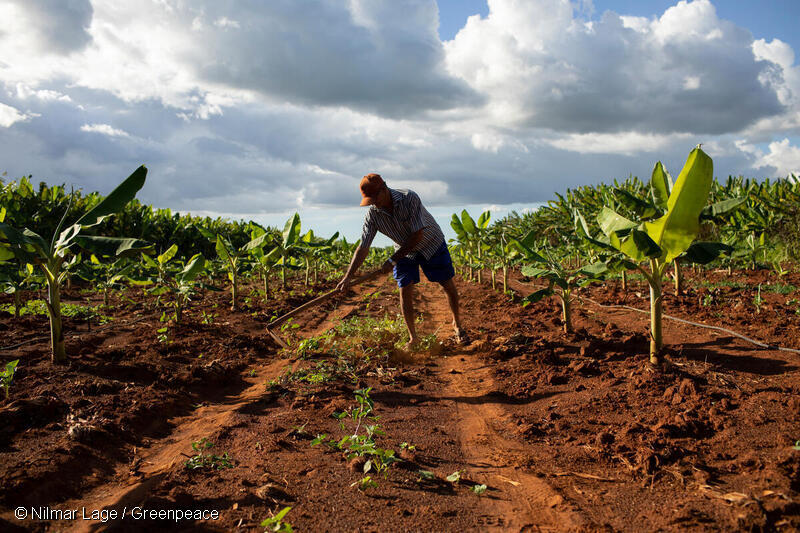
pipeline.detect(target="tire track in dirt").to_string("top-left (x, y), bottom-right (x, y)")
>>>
top-left (53, 281), bottom-right (384, 533)
top-left (414, 281), bottom-right (584, 532)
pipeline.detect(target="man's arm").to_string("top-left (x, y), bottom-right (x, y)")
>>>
top-left (388, 229), bottom-right (425, 265)
top-left (337, 229), bottom-right (425, 291)
top-left (336, 244), bottom-right (370, 291)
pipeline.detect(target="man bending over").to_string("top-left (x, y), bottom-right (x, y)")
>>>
top-left (336, 173), bottom-right (467, 348)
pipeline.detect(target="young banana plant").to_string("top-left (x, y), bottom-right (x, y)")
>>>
top-left (0, 261), bottom-right (37, 317)
top-left (271, 213), bottom-right (305, 290)
top-left (585, 146), bottom-right (729, 365)
top-left (195, 227), bottom-right (251, 310)
top-left (244, 226), bottom-right (280, 302)
top-left (296, 230), bottom-right (339, 286)
top-left (451, 210), bottom-right (491, 283)
top-left (0, 167), bottom-right (149, 363)
top-left (141, 245), bottom-right (207, 325)
top-left (216, 234), bottom-right (248, 310)
top-left (487, 230), bottom-right (517, 294)
top-left (513, 233), bottom-right (609, 334)
top-left (78, 256), bottom-right (136, 308)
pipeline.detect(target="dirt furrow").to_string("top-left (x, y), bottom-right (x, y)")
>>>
top-left (440, 352), bottom-right (584, 531)
top-left (415, 281), bottom-right (584, 531)
top-left (58, 355), bottom-right (293, 533)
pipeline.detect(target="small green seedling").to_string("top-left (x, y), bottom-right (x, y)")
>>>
top-left (351, 476), bottom-right (378, 491)
top-left (446, 470), bottom-right (464, 484)
top-left (471, 484), bottom-right (487, 496)
top-left (261, 506), bottom-right (293, 533)
top-left (183, 438), bottom-right (234, 470)
top-left (399, 442), bottom-right (416, 451)
top-left (753, 284), bottom-right (763, 314)
top-left (1, 359), bottom-right (19, 399)
top-left (280, 318), bottom-right (300, 332)
top-left (792, 440), bottom-right (800, 451)
top-left (289, 423), bottom-right (307, 437)
top-left (417, 470), bottom-right (435, 481)
top-left (156, 327), bottom-right (171, 344)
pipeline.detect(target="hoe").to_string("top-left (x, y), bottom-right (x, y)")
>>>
top-left (265, 269), bottom-right (384, 349)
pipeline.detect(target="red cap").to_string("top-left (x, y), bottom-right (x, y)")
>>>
top-left (359, 173), bottom-right (385, 206)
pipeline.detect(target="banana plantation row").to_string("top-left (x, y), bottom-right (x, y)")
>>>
top-left (1, 147), bottom-right (798, 370)
top-left (449, 147), bottom-right (799, 364)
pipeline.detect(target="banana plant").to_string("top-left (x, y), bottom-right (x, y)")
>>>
top-left (0, 167), bottom-right (150, 363)
top-left (195, 226), bottom-right (252, 309)
top-left (140, 245), bottom-right (207, 325)
top-left (588, 146), bottom-right (730, 365)
top-left (611, 177), bottom-right (743, 295)
top-left (296, 229), bottom-right (340, 286)
top-left (513, 233), bottom-right (611, 334)
top-left (451, 210), bottom-right (490, 283)
top-left (0, 261), bottom-right (38, 317)
top-left (77, 256), bottom-right (136, 308)
top-left (486, 230), bottom-right (518, 294)
top-left (244, 226), bottom-right (280, 302)
top-left (267, 213), bottom-right (305, 290)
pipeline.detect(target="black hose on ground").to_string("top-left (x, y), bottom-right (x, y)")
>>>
top-left (581, 296), bottom-right (800, 356)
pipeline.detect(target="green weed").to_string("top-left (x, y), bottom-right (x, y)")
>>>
top-left (351, 476), bottom-right (378, 491)
top-left (753, 284), bottom-right (763, 314)
top-left (183, 438), bottom-right (234, 470)
top-left (0, 299), bottom-right (112, 323)
top-left (261, 506), bottom-right (293, 532)
top-left (156, 327), bottom-right (171, 344)
top-left (1, 360), bottom-right (19, 400)
top-left (282, 361), bottom-right (334, 385)
top-left (763, 283), bottom-right (797, 295)
top-left (315, 388), bottom-right (398, 486)
top-left (471, 484), bottom-right (487, 495)
top-left (446, 470), bottom-right (464, 484)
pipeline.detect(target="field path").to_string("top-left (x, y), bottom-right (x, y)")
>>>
top-left (412, 281), bottom-right (584, 532)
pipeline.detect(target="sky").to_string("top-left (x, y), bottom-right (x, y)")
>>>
top-left (1, 0), bottom-right (799, 244)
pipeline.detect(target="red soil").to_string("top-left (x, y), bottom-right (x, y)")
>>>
top-left (0, 268), bottom-right (798, 531)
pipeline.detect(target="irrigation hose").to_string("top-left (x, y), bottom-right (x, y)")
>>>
top-left (581, 297), bottom-right (800, 356)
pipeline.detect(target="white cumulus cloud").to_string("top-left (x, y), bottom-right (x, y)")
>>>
top-left (444, 0), bottom-right (784, 134)
top-left (739, 138), bottom-right (800, 178)
top-left (0, 102), bottom-right (34, 127)
top-left (80, 123), bottom-right (130, 137)
top-left (0, 0), bottom-right (797, 218)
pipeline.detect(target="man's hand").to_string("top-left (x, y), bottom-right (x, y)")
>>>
top-left (336, 275), bottom-right (353, 292)
top-left (381, 260), bottom-right (394, 274)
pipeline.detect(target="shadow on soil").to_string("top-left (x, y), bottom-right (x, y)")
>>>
top-left (676, 336), bottom-right (798, 375)
top-left (371, 389), bottom-right (565, 407)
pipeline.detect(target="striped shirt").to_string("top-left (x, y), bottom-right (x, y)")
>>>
top-left (360, 188), bottom-right (445, 260)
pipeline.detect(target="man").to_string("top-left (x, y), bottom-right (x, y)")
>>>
top-left (336, 173), bottom-right (467, 348)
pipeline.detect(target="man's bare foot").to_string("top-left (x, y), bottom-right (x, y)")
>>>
top-left (454, 328), bottom-right (470, 345)
top-left (405, 336), bottom-right (420, 351)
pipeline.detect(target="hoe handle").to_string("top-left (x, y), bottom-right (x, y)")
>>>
top-left (267, 269), bottom-right (384, 328)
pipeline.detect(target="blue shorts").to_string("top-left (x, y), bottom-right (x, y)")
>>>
top-left (393, 242), bottom-right (455, 288)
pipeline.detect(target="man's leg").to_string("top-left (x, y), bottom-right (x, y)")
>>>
top-left (393, 257), bottom-right (421, 347)
top-left (438, 277), bottom-right (464, 338)
top-left (400, 284), bottom-right (419, 346)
